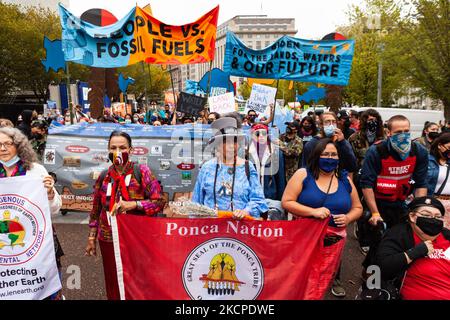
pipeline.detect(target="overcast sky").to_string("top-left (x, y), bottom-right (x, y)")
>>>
top-left (68, 0), bottom-right (364, 39)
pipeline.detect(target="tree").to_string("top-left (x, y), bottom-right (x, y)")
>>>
top-left (118, 63), bottom-right (171, 103)
top-left (0, 3), bottom-right (90, 102)
top-left (338, 0), bottom-right (407, 107)
top-left (387, 0), bottom-right (450, 118)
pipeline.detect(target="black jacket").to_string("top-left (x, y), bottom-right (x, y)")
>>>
top-left (376, 222), bottom-right (450, 282)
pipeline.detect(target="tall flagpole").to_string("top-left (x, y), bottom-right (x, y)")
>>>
top-left (271, 79), bottom-right (280, 127)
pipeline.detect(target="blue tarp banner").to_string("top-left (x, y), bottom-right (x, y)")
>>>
top-left (223, 32), bottom-right (355, 86)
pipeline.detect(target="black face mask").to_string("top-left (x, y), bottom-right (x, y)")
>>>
top-left (416, 217), bottom-right (443, 236)
top-left (443, 149), bottom-right (450, 160)
top-left (32, 133), bottom-right (44, 140)
top-left (367, 120), bottom-right (378, 133)
top-left (303, 125), bottom-right (312, 131)
top-left (427, 132), bottom-right (439, 141)
top-left (207, 119), bottom-right (214, 124)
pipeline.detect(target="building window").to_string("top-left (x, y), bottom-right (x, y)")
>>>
top-left (265, 34), bottom-right (270, 38)
top-left (265, 41), bottom-right (270, 47)
top-left (248, 34), bottom-right (252, 39)
top-left (256, 41), bottom-right (261, 49)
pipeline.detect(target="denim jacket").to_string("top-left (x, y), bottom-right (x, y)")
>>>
top-left (427, 154), bottom-right (450, 196)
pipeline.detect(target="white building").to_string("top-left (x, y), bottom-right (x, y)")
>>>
top-left (178, 15), bottom-right (297, 92)
top-left (395, 87), bottom-right (444, 111)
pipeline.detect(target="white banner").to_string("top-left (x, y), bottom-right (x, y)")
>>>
top-left (0, 176), bottom-right (61, 300)
top-left (245, 84), bottom-right (277, 116)
top-left (208, 92), bottom-right (236, 115)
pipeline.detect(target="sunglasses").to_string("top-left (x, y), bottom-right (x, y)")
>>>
top-left (255, 131), bottom-right (267, 137)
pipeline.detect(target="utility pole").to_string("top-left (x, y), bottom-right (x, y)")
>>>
top-left (377, 59), bottom-right (382, 108)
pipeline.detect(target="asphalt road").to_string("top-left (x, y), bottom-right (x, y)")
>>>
top-left (54, 212), bottom-right (365, 300)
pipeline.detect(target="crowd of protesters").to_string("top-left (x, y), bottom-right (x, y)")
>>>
top-left (1, 101), bottom-right (450, 301)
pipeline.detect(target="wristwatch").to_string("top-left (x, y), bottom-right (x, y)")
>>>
top-left (136, 201), bottom-right (143, 210)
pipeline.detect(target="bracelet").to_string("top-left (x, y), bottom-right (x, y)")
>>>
top-left (371, 212), bottom-right (380, 217)
top-left (88, 236), bottom-right (97, 241)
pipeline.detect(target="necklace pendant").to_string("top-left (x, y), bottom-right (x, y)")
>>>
top-left (227, 167), bottom-right (234, 175)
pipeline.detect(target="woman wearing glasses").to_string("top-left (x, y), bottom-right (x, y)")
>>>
top-left (426, 132), bottom-right (450, 229)
top-left (282, 138), bottom-right (362, 299)
top-left (247, 123), bottom-right (286, 203)
top-left (0, 127), bottom-right (62, 299)
top-left (376, 196), bottom-right (450, 300)
top-left (192, 117), bottom-right (268, 219)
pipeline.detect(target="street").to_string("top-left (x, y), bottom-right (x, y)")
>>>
top-left (54, 212), bottom-right (365, 300)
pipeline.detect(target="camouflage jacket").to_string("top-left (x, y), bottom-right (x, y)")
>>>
top-left (279, 134), bottom-right (303, 158)
top-left (31, 138), bottom-right (46, 162)
top-left (348, 131), bottom-right (371, 168)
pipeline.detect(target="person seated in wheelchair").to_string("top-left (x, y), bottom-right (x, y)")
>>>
top-left (375, 196), bottom-right (450, 300)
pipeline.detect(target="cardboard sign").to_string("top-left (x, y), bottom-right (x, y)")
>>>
top-left (245, 84), bottom-right (277, 115)
top-left (208, 92), bottom-right (236, 115)
top-left (177, 92), bottom-right (207, 116)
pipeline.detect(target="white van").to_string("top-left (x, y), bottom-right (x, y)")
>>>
top-left (354, 107), bottom-right (445, 139)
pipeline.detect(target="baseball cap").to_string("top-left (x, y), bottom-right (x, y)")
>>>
top-left (408, 196), bottom-right (445, 216)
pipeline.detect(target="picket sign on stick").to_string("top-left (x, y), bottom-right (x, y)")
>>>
top-left (208, 92), bottom-right (236, 115)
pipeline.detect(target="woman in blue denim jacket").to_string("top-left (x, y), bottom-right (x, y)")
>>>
top-left (426, 133), bottom-right (450, 229)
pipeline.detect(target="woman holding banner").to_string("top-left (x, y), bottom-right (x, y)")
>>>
top-left (0, 127), bottom-right (63, 299)
top-left (282, 138), bottom-right (362, 299)
top-left (85, 130), bottom-right (166, 300)
top-left (192, 116), bottom-right (268, 219)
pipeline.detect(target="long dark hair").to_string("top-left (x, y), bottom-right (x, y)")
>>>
top-left (430, 132), bottom-right (450, 161)
top-left (360, 109), bottom-right (384, 140)
top-left (300, 116), bottom-right (318, 136)
top-left (307, 138), bottom-right (343, 179)
top-left (108, 130), bottom-right (132, 148)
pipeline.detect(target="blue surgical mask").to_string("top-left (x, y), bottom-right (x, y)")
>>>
top-left (0, 155), bottom-right (20, 168)
top-left (324, 125), bottom-right (336, 137)
top-left (319, 158), bottom-right (339, 173)
top-left (390, 132), bottom-right (411, 160)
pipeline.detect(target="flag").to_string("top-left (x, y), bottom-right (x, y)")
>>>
top-left (111, 216), bottom-right (329, 300)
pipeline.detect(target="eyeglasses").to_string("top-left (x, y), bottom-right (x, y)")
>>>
top-left (255, 131), bottom-right (267, 137)
top-left (414, 210), bottom-right (444, 221)
top-left (320, 152), bottom-right (339, 158)
top-left (0, 141), bottom-right (15, 149)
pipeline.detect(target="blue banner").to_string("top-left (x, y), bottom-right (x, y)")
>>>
top-left (223, 32), bottom-right (355, 86)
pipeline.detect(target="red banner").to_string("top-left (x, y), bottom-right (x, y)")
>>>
top-left (112, 216), bottom-right (328, 300)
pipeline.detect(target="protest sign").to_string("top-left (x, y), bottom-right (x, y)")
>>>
top-left (245, 84), bottom-right (277, 115)
top-left (223, 32), bottom-right (355, 86)
top-left (177, 92), bottom-right (207, 116)
top-left (208, 92), bottom-right (236, 115)
top-left (210, 87), bottom-right (227, 97)
top-left (59, 4), bottom-right (219, 68)
top-left (112, 216), bottom-right (328, 300)
top-left (0, 177), bottom-right (61, 299)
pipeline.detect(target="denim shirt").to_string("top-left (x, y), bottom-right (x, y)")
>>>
top-left (427, 154), bottom-right (450, 196)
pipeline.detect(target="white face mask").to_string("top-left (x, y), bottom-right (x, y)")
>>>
top-left (0, 155), bottom-right (20, 168)
top-left (324, 125), bottom-right (336, 137)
